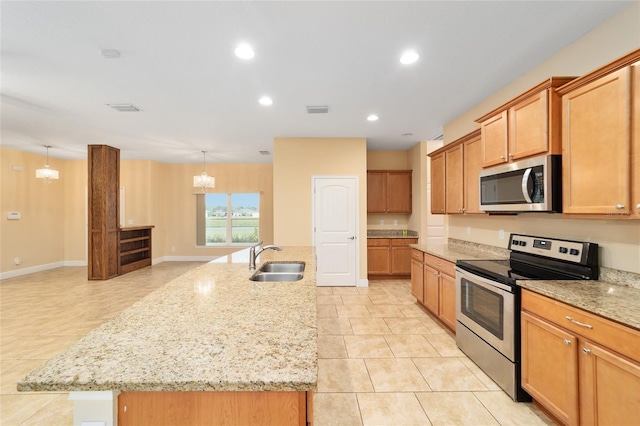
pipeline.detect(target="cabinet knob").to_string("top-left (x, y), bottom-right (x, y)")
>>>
top-left (508, 153), bottom-right (514, 158)
top-left (636, 204), bottom-right (640, 210)
top-left (563, 339), bottom-right (571, 345)
top-left (582, 348), bottom-right (592, 355)
top-left (500, 155), bottom-right (506, 160)
top-left (615, 204), bottom-right (625, 209)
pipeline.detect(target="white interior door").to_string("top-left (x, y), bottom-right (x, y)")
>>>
top-left (313, 177), bottom-right (358, 286)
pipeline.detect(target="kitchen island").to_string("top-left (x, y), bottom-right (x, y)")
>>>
top-left (18, 247), bottom-right (317, 425)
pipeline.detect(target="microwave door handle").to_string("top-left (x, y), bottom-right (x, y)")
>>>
top-left (521, 168), bottom-right (533, 203)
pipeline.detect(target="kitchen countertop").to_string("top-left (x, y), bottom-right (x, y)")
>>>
top-left (18, 247), bottom-right (317, 393)
top-left (367, 229), bottom-right (418, 239)
top-left (410, 240), bottom-right (640, 331)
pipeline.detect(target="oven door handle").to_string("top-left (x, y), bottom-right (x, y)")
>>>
top-left (455, 266), bottom-right (514, 293)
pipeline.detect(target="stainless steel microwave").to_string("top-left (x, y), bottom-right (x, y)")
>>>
top-left (479, 155), bottom-right (562, 213)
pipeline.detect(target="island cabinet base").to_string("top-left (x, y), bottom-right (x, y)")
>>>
top-left (118, 391), bottom-right (313, 426)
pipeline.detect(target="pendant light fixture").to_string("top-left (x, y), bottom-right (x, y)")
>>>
top-left (35, 145), bottom-right (59, 184)
top-left (193, 151), bottom-right (215, 193)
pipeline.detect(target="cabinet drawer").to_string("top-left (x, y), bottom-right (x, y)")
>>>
top-left (522, 289), bottom-right (640, 363)
top-left (367, 238), bottom-right (390, 247)
top-left (424, 254), bottom-right (455, 277)
top-left (391, 238), bottom-right (417, 246)
top-left (411, 249), bottom-right (424, 262)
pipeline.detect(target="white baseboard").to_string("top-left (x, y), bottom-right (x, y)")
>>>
top-left (1, 261), bottom-right (66, 280)
top-left (357, 278), bottom-right (369, 287)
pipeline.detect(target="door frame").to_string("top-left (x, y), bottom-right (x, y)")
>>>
top-left (311, 175), bottom-right (362, 286)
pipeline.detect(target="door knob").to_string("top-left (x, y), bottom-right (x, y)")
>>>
top-left (347, 236), bottom-right (356, 240)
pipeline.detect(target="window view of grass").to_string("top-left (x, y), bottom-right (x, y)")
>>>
top-left (205, 193), bottom-right (259, 244)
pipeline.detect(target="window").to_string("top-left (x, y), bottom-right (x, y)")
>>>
top-left (196, 193), bottom-right (260, 246)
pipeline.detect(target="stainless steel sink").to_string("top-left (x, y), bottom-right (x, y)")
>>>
top-left (259, 261), bottom-right (305, 273)
top-left (249, 272), bottom-right (304, 282)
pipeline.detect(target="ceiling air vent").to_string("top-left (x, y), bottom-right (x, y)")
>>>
top-left (106, 104), bottom-right (140, 112)
top-left (259, 150), bottom-right (271, 155)
top-left (306, 105), bottom-right (329, 114)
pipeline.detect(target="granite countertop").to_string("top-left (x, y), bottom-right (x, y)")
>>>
top-left (410, 240), bottom-right (640, 331)
top-left (517, 280), bottom-right (640, 331)
top-left (18, 247), bottom-right (317, 393)
top-left (367, 229), bottom-right (419, 239)
top-left (410, 239), bottom-right (509, 263)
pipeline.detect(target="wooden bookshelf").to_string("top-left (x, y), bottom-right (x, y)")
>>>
top-left (119, 226), bottom-right (154, 275)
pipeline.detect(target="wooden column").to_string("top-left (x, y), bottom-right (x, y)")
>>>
top-left (88, 145), bottom-right (120, 280)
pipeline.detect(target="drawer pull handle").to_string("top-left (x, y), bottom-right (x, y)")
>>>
top-left (582, 348), bottom-right (592, 355)
top-left (565, 316), bottom-right (593, 329)
top-left (563, 339), bottom-right (571, 345)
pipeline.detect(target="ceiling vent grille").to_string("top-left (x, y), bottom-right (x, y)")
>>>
top-left (106, 104), bottom-right (140, 112)
top-left (259, 150), bottom-right (271, 155)
top-left (306, 105), bottom-right (329, 114)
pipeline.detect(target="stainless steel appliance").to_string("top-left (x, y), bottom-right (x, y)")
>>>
top-left (479, 155), bottom-right (562, 213)
top-left (455, 234), bottom-right (598, 401)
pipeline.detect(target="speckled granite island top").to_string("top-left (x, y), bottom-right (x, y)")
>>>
top-left (18, 247), bottom-right (317, 393)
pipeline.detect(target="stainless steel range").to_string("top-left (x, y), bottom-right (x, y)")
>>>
top-left (455, 234), bottom-right (599, 401)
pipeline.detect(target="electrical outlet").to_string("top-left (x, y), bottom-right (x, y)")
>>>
top-left (499, 229), bottom-right (505, 240)
top-left (14, 257), bottom-right (21, 265)
top-left (128, 219), bottom-right (134, 225)
top-left (171, 246), bottom-right (176, 252)
top-left (379, 220), bottom-right (384, 225)
top-left (466, 226), bottom-right (471, 235)
top-left (393, 220), bottom-right (398, 225)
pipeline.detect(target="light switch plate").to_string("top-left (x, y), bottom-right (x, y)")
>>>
top-left (7, 212), bottom-right (21, 220)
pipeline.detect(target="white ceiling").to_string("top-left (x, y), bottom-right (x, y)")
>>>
top-left (0, 1), bottom-right (633, 164)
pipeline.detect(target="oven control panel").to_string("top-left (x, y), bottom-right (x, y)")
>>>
top-left (508, 234), bottom-right (594, 264)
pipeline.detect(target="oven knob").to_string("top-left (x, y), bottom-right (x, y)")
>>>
top-left (519, 241), bottom-right (527, 247)
top-left (570, 249), bottom-right (580, 256)
top-left (512, 240), bottom-right (519, 246)
top-left (559, 247), bottom-right (568, 254)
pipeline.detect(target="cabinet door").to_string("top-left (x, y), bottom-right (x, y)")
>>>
top-left (439, 273), bottom-right (456, 331)
top-left (579, 340), bottom-right (640, 426)
top-left (562, 67), bottom-right (631, 215)
top-left (481, 110), bottom-right (508, 167)
top-left (367, 243), bottom-right (390, 275)
top-left (633, 63), bottom-right (640, 218)
top-left (410, 258), bottom-right (424, 302)
top-left (445, 144), bottom-right (464, 214)
top-left (423, 265), bottom-right (440, 316)
top-left (387, 172), bottom-right (412, 213)
top-left (509, 91), bottom-right (549, 161)
top-left (430, 153), bottom-right (445, 214)
top-left (464, 134), bottom-right (483, 214)
top-left (521, 312), bottom-right (579, 426)
top-left (367, 172), bottom-right (387, 213)
top-left (390, 239), bottom-right (415, 275)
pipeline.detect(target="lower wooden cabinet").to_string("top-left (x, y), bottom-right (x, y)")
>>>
top-left (367, 238), bottom-right (417, 279)
top-left (521, 289), bottom-right (640, 425)
top-left (410, 249), bottom-right (456, 333)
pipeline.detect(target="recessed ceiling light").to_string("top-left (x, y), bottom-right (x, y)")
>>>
top-left (235, 43), bottom-right (255, 59)
top-left (259, 96), bottom-right (273, 106)
top-left (367, 114), bottom-right (379, 122)
top-left (400, 50), bottom-right (419, 65)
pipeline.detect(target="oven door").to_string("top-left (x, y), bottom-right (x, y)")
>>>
top-left (455, 267), bottom-right (515, 361)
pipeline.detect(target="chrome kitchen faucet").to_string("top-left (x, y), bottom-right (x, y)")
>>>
top-left (249, 242), bottom-right (282, 270)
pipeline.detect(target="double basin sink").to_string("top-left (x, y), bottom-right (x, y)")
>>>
top-left (249, 261), bottom-right (305, 282)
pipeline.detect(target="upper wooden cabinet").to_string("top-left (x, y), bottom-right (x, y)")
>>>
top-left (557, 48), bottom-right (640, 218)
top-left (428, 130), bottom-right (483, 215)
top-left (367, 170), bottom-right (412, 213)
top-left (476, 77), bottom-right (575, 168)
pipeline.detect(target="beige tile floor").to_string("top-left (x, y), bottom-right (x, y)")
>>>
top-left (1, 265), bottom-right (553, 425)
top-left (315, 280), bottom-right (554, 426)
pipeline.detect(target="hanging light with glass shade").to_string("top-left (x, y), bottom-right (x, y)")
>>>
top-left (193, 151), bottom-right (215, 193)
top-left (35, 145), bottom-right (59, 184)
